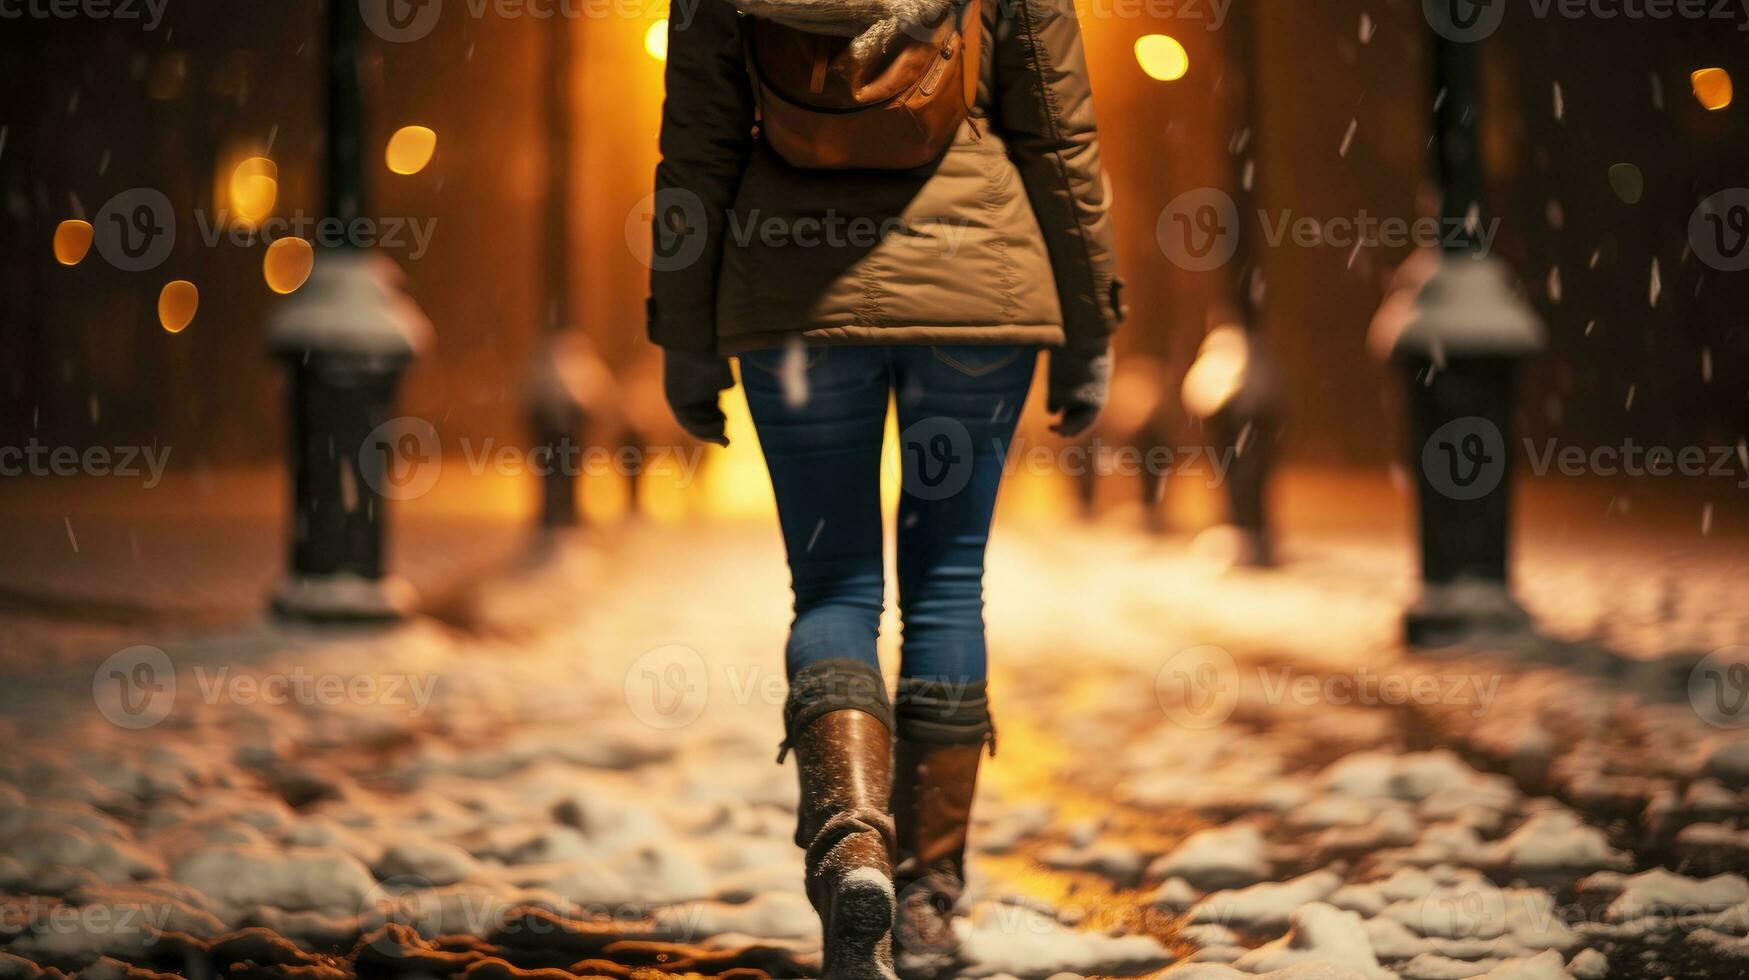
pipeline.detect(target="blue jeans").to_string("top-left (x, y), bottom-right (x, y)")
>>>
top-left (742, 345), bottom-right (1037, 685)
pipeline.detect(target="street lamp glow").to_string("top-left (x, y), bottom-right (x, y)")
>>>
top-left (646, 20), bottom-right (669, 62)
top-left (386, 125), bottom-right (438, 175)
top-left (264, 238), bottom-right (315, 294)
top-left (1691, 67), bottom-right (1733, 110)
top-left (1135, 34), bottom-right (1188, 82)
top-left (53, 219), bottom-right (93, 266)
top-left (158, 280), bottom-right (198, 334)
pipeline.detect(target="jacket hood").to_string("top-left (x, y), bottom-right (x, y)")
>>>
top-left (730, 0), bottom-right (953, 58)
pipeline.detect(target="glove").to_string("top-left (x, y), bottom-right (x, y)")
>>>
top-left (1048, 343), bottom-right (1112, 438)
top-left (662, 349), bottom-right (735, 447)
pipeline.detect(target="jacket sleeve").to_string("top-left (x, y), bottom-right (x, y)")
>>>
top-left (647, 0), bottom-right (757, 354)
top-left (993, 0), bottom-right (1124, 351)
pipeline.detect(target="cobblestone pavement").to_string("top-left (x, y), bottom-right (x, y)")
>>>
top-left (1, 512), bottom-right (1747, 980)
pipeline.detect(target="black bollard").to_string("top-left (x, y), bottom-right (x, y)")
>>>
top-left (1371, 260), bottom-right (1543, 646)
top-left (268, 252), bottom-right (430, 620)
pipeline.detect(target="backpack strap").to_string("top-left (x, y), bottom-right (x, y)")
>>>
top-left (959, 0), bottom-right (982, 112)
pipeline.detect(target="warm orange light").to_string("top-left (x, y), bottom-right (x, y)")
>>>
top-left (1181, 325), bottom-right (1248, 418)
top-left (53, 220), bottom-right (94, 266)
top-left (386, 125), bottom-right (437, 175)
top-left (263, 238), bottom-right (315, 294)
top-left (158, 281), bottom-right (198, 333)
top-left (229, 156), bottom-right (279, 225)
top-left (645, 20), bottom-right (669, 62)
top-left (1692, 67), bottom-right (1733, 110)
top-left (1135, 34), bottom-right (1188, 82)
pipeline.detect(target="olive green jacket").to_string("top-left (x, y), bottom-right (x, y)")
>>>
top-left (647, 0), bottom-right (1123, 356)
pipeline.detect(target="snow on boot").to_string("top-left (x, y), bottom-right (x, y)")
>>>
top-left (783, 660), bottom-right (898, 980)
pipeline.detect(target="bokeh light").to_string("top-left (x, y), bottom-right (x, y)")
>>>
top-left (52, 219), bottom-right (93, 266)
top-left (1691, 67), bottom-right (1733, 110)
top-left (386, 125), bottom-right (438, 175)
top-left (158, 280), bottom-right (198, 333)
top-left (228, 156), bottom-right (279, 226)
top-left (263, 238), bottom-right (315, 294)
top-left (1135, 34), bottom-right (1189, 82)
top-left (645, 20), bottom-right (668, 62)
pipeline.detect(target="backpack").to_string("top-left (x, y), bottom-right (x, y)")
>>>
top-left (743, 0), bottom-right (982, 171)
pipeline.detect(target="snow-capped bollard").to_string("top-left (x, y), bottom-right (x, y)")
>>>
top-left (267, 249), bottom-right (432, 621)
top-left (1182, 324), bottom-right (1282, 568)
top-left (524, 332), bottom-right (618, 530)
top-left (1370, 251), bottom-right (1544, 646)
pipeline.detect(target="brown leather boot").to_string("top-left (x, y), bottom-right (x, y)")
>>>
top-left (892, 739), bottom-right (983, 978)
top-left (785, 662), bottom-right (898, 980)
top-left (890, 678), bottom-right (993, 980)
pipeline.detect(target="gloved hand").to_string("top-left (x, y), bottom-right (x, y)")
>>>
top-left (1048, 343), bottom-right (1112, 438)
top-left (663, 349), bottom-right (735, 447)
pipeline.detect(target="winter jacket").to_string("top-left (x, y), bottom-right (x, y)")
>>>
top-left (646, 0), bottom-right (1123, 356)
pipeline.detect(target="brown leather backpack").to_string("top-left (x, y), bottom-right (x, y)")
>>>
top-left (744, 0), bottom-right (981, 171)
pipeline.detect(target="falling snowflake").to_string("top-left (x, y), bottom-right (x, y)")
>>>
top-left (1339, 119), bottom-right (1357, 158)
top-left (1649, 259), bottom-right (1662, 306)
top-left (1359, 13), bottom-right (1376, 43)
top-left (1553, 82), bottom-right (1565, 121)
top-left (1547, 267), bottom-right (1563, 303)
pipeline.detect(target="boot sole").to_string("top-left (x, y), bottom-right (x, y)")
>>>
top-left (824, 867), bottom-right (898, 980)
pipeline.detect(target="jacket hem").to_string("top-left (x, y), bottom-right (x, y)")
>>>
top-left (719, 324), bottom-right (1066, 353)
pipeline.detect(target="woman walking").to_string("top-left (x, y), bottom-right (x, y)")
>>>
top-left (648, 0), bottom-right (1121, 974)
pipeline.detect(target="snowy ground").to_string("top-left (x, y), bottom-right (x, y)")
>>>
top-left (2, 481), bottom-right (1747, 979)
